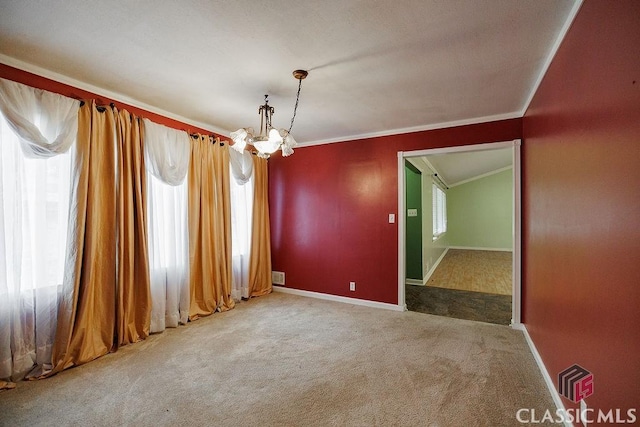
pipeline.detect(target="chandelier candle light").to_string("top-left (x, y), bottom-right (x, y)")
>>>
top-left (231, 69), bottom-right (308, 158)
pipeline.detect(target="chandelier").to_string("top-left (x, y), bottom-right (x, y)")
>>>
top-left (230, 69), bottom-right (308, 158)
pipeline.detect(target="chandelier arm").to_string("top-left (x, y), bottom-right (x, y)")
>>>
top-left (268, 106), bottom-right (274, 130)
top-left (287, 77), bottom-right (303, 134)
top-left (259, 104), bottom-right (264, 137)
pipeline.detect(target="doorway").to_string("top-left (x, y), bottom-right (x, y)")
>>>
top-left (397, 140), bottom-right (522, 327)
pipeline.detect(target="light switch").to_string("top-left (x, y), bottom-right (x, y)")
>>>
top-left (407, 209), bottom-right (418, 217)
top-left (389, 213), bottom-right (395, 223)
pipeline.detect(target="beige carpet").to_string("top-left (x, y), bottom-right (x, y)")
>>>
top-left (0, 292), bottom-right (556, 426)
top-left (427, 249), bottom-right (513, 295)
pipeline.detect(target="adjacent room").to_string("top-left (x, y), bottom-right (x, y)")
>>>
top-left (0, 0), bottom-right (638, 425)
top-left (404, 146), bottom-right (515, 325)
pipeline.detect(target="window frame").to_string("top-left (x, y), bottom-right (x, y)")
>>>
top-left (432, 183), bottom-right (447, 240)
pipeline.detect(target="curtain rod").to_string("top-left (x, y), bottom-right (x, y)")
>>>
top-left (77, 100), bottom-right (222, 144)
top-left (432, 173), bottom-right (449, 190)
top-left (78, 100), bottom-right (223, 145)
top-left (189, 133), bottom-right (225, 146)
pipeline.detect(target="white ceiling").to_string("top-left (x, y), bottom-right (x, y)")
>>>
top-left (416, 148), bottom-right (513, 187)
top-left (0, 0), bottom-right (580, 146)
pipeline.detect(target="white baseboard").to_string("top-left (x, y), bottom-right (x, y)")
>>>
top-left (273, 286), bottom-right (406, 312)
top-left (448, 246), bottom-right (512, 252)
top-left (512, 323), bottom-right (571, 427)
top-left (405, 278), bottom-right (423, 286)
top-left (423, 247), bottom-right (449, 285)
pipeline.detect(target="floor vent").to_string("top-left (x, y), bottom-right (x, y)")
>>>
top-left (272, 271), bottom-right (285, 285)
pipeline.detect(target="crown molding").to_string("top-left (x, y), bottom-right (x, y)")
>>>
top-left (297, 111), bottom-right (522, 147)
top-left (520, 0), bottom-right (584, 116)
top-left (448, 165), bottom-right (513, 188)
top-left (0, 54), bottom-right (231, 137)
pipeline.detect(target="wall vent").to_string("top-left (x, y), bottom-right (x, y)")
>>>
top-left (272, 271), bottom-right (285, 286)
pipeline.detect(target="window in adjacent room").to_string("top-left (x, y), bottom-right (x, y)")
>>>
top-left (432, 183), bottom-right (447, 239)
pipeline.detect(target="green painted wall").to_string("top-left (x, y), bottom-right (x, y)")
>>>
top-left (447, 168), bottom-right (513, 249)
top-left (405, 162), bottom-right (422, 279)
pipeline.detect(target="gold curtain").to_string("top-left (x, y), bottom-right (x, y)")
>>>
top-left (51, 102), bottom-right (118, 371)
top-left (50, 102), bottom-right (150, 373)
top-left (188, 135), bottom-right (234, 319)
top-left (248, 157), bottom-right (273, 297)
top-left (115, 109), bottom-right (151, 346)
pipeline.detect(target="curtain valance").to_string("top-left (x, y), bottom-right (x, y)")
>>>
top-left (229, 146), bottom-right (254, 185)
top-left (0, 77), bottom-right (79, 158)
top-left (142, 118), bottom-right (190, 185)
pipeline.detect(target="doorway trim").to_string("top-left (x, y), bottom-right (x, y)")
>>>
top-left (397, 139), bottom-right (522, 327)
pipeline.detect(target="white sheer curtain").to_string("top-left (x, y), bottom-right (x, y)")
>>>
top-left (0, 78), bottom-right (79, 383)
top-left (229, 148), bottom-right (254, 300)
top-left (143, 118), bottom-right (190, 333)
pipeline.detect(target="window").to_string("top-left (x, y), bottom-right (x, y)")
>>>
top-left (0, 112), bottom-right (72, 292)
top-left (146, 171), bottom-right (190, 332)
top-left (142, 118), bottom-right (191, 333)
top-left (0, 107), bottom-right (73, 380)
top-left (229, 166), bottom-right (254, 301)
top-left (432, 184), bottom-right (447, 239)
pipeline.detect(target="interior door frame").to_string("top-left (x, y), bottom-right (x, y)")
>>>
top-left (397, 139), bottom-right (522, 327)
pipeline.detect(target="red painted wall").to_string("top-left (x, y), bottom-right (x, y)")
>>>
top-left (269, 119), bottom-right (521, 304)
top-left (523, 0), bottom-right (640, 417)
top-left (0, 63), bottom-right (221, 138)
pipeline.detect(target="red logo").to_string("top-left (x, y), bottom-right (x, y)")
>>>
top-left (558, 364), bottom-right (593, 402)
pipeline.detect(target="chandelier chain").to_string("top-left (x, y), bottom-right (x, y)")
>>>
top-left (288, 77), bottom-right (303, 134)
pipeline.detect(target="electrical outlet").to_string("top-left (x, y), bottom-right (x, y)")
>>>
top-left (349, 281), bottom-right (356, 291)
